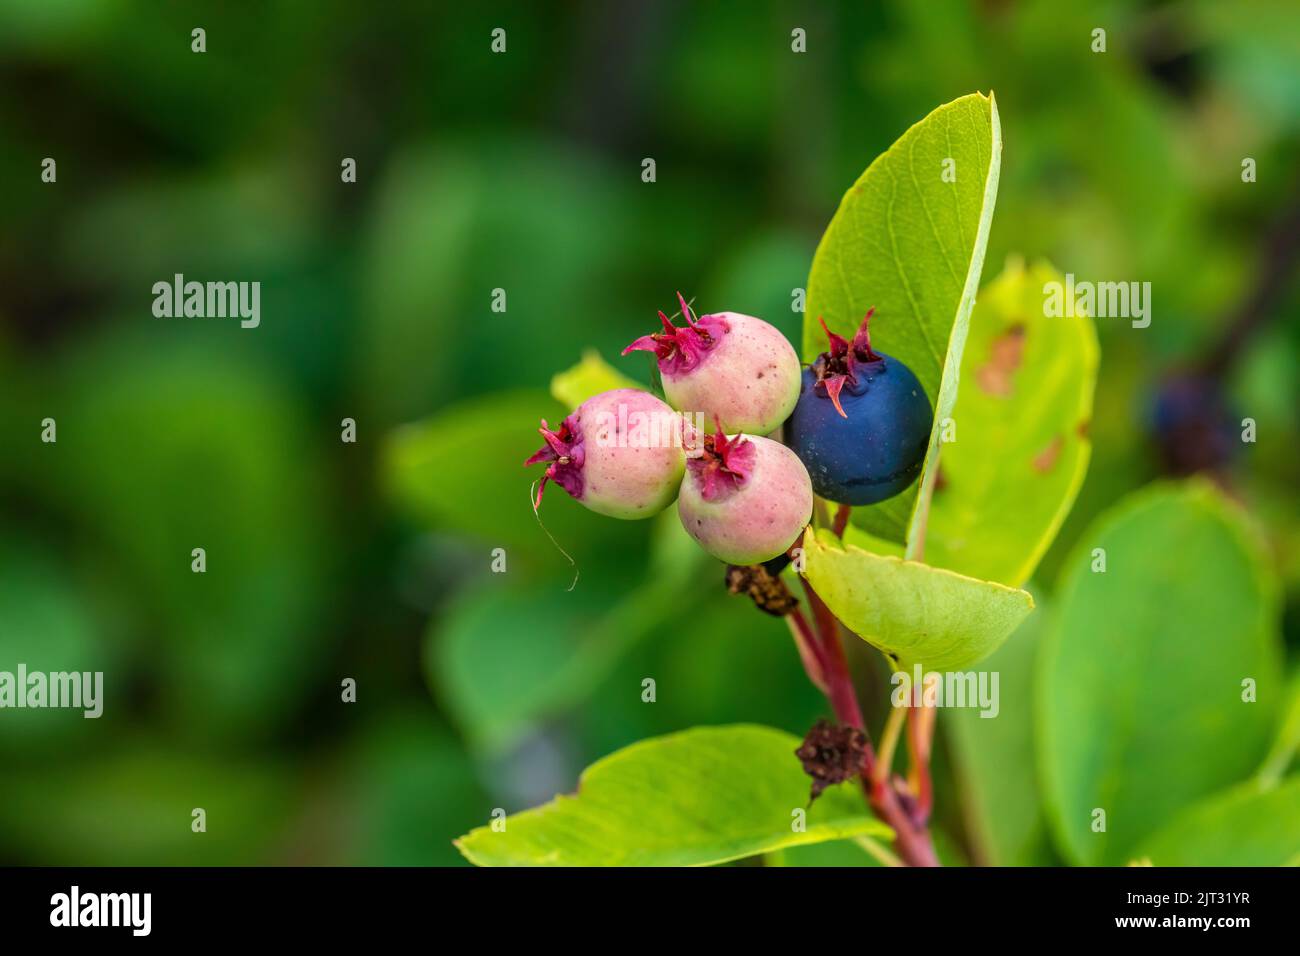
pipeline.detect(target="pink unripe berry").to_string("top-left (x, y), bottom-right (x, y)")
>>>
top-left (525, 388), bottom-right (686, 520)
top-left (623, 293), bottom-right (801, 435)
top-left (677, 425), bottom-right (813, 565)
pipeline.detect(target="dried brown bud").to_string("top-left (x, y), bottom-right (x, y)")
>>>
top-left (724, 563), bottom-right (799, 617)
top-left (795, 718), bottom-right (867, 803)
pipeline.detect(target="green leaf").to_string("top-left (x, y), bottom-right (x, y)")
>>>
top-left (924, 259), bottom-right (1099, 586)
top-left (1132, 777), bottom-right (1300, 866)
top-left (801, 529), bottom-right (1033, 671)
top-left (804, 92), bottom-right (1001, 551)
top-left (549, 350), bottom-right (644, 410)
top-left (1257, 667), bottom-right (1300, 786)
top-left (455, 724), bottom-right (891, 866)
top-left (945, 591), bottom-right (1059, 866)
top-left (1038, 480), bottom-right (1283, 866)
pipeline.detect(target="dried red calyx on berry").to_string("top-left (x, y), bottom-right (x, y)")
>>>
top-left (685, 421), bottom-right (756, 502)
top-left (523, 415), bottom-right (584, 507)
top-left (622, 292), bottom-right (730, 376)
top-left (811, 308), bottom-right (882, 418)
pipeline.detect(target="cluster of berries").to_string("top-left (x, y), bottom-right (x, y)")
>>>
top-left (526, 294), bottom-right (933, 566)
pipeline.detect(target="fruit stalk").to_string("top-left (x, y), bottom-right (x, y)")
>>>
top-left (907, 703), bottom-right (936, 820)
top-left (830, 502), bottom-right (852, 538)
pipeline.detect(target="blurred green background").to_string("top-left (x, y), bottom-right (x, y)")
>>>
top-left (0, 0), bottom-right (1296, 865)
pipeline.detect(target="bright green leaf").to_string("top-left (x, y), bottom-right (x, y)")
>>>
top-left (1132, 776), bottom-right (1300, 866)
top-left (804, 92), bottom-right (1001, 550)
top-left (1038, 480), bottom-right (1283, 866)
top-left (456, 724), bottom-right (891, 866)
top-left (1257, 668), bottom-right (1300, 786)
top-left (925, 259), bottom-right (1098, 586)
top-left (550, 350), bottom-right (643, 410)
top-left (802, 529), bottom-right (1033, 671)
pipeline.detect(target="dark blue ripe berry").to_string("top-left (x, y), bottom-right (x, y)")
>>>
top-left (786, 310), bottom-right (933, 506)
top-left (1149, 372), bottom-right (1239, 476)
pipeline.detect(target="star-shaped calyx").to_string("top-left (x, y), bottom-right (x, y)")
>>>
top-left (810, 308), bottom-right (883, 418)
top-left (524, 415), bottom-right (585, 507)
top-left (687, 420), bottom-right (756, 502)
top-left (622, 292), bottom-right (730, 375)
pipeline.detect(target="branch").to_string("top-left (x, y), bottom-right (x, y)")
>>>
top-left (801, 577), bottom-right (867, 736)
top-left (785, 609), bottom-right (829, 695)
top-left (799, 578), bottom-right (940, 867)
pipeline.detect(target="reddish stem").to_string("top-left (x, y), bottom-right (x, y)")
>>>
top-left (786, 608), bottom-right (828, 695)
top-left (831, 503), bottom-right (851, 538)
top-left (802, 580), bottom-right (865, 734)
top-left (907, 701), bottom-right (936, 820)
top-left (795, 579), bottom-right (940, 868)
